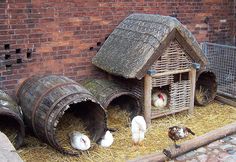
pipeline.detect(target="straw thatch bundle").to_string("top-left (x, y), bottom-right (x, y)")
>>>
top-left (18, 102), bottom-right (236, 162)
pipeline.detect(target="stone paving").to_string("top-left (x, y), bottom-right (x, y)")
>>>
top-left (171, 133), bottom-right (236, 162)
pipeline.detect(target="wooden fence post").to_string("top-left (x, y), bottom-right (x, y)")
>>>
top-left (144, 74), bottom-right (152, 126)
top-left (189, 67), bottom-right (196, 114)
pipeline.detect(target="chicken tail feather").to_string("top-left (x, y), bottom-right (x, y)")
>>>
top-left (186, 127), bottom-right (195, 135)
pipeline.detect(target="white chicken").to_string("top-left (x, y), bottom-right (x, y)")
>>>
top-left (69, 131), bottom-right (91, 151)
top-left (131, 115), bottom-right (147, 145)
top-left (98, 130), bottom-right (114, 148)
top-left (152, 91), bottom-right (168, 109)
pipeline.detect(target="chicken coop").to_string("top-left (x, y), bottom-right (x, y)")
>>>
top-left (201, 42), bottom-right (236, 106)
top-left (92, 13), bottom-right (208, 125)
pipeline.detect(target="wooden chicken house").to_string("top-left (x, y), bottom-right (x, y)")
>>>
top-left (92, 14), bottom-right (208, 125)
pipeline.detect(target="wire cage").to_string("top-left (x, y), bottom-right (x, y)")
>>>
top-left (201, 42), bottom-right (236, 99)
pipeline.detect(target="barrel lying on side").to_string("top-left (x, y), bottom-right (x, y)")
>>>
top-left (16, 75), bottom-right (107, 155)
top-left (195, 71), bottom-right (217, 106)
top-left (0, 90), bottom-right (25, 149)
top-left (82, 79), bottom-right (142, 119)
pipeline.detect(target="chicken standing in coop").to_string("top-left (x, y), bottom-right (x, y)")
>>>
top-left (152, 90), bottom-right (168, 109)
top-left (98, 130), bottom-right (114, 148)
top-left (131, 115), bottom-right (147, 145)
top-left (168, 126), bottom-right (195, 148)
top-left (69, 131), bottom-right (91, 151)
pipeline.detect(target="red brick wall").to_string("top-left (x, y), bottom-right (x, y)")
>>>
top-left (234, 0), bottom-right (236, 45)
top-left (0, 0), bottom-right (235, 95)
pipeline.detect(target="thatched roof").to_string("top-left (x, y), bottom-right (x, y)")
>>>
top-left (92, 13), bottom-right (208, 79)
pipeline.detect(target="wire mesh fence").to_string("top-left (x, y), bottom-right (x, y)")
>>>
top-left (201, 42), bottom-right (236, 99)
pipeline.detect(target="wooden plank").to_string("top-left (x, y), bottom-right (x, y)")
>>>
top-left (188, 67), bottom-right (196, 114)
top-left (151, 107), bottom-right (189, 119)
top-left (215, 95), bottom-right (236, 107)
top-left (151, 69), bottom-right (191, 78)
top-left (144, 74), bottom-right (152, 127)
top-left (128, 121), bottom-right (236, 162)
top-left (217, 91), bottom-right (236, 100)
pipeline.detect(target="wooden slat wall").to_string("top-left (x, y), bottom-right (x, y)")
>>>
top-left (169, 80), bottom-right (191, 110)
top-left (151, 40), bottom-right (192, 73)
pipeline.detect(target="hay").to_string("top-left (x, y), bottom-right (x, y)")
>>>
top-left (195, 86), bottom-right (209, 104)
top-left (18, 101), bottom-right (236, 162)
top-left (55, 110), bottom-right (94, 154)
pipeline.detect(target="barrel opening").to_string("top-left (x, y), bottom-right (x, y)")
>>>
top-left (195, 71), bottom-right (217, 106)
top-left (108, 94), bottom-right (141, 121)
top-left (55, 100), bottom-right (106, 154)
top-left (0, 114), bottom-right (21, 148)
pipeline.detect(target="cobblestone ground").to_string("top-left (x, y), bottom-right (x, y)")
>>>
top-left (171, 133), bottom-right (236, 162)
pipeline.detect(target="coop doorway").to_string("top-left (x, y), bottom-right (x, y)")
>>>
top-left (151, 85), bottom-right (170, 112)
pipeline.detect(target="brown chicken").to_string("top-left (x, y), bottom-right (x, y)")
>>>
top-left (168, 126), bottom-right (195, 148)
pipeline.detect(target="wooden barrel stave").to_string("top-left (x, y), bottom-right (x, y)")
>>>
top-left (19, 76), bottom-right (71, 126)
top-left (35, 92), bottom-right (86, 142)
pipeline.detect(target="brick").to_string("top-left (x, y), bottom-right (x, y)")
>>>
top-left (29, 33), bottom-right (43, 38)
top-left (24, 19), bottom-right (39, 24)
top-left (11, 34), bottom-right (27, 39)
top-left (28, 13), bottom-right (42, 19)
top-left (39, 18), bottom-right (54, 23)
top-left (0, 4), bottom-right (7, 8)
top-left (0, 25), bottom-right (8, 30)
top-left (16, 0), bottom-right (31, 3)
top-left (3, 80), bottom-right (17, 85)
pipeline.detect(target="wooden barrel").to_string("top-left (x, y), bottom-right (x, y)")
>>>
top-left (16, 75), bottom-right (107, 155)
top-left (195, 71), bottom-right (217, 106)
top-left (0, 90), bottom-right (25, 149)
top-left (82, 79), bottom-right (141, 119)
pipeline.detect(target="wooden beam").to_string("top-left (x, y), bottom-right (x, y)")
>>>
top-left (128, 121), bottom-right (236, 162)
top-left (151, 69), bottom-right (191, 78)
top-left (215, 95), bottom-right (236, 107)
top-left (217, 91), bottom-right (236, 101)
top-left (144, 74), bottom-right (152, 127)
top-left (189, 67), bottom-right (196, 114)
top-left (151, 107), bottom-right (189, 119)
